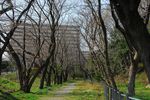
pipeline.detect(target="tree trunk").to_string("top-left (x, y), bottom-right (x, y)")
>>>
top-left (59, 71), bottom-right (63, 84)
top-left (19, 76), bottom-right (31, 93)
top-left (127, 13), bottom-right (150, 83)
top-left (46, 67), bottom-right (52, 86)
top-left (39, 67), bottom-right (47, 89)
top-left (54, 72), bottom-right (58, 84)
top-left (20, 82), bottom-right (30, 93)
top-left (7, 44), bottom-right (25, 91)
top-left (128, 52), bottom-right (138, 96)
top-left (63, 70), bottom-right (68, 82)
top-left (20, 80), bottom-right (34, 93)
top-left (56, 75), bottom-right (59, 84)
top-left (111, 0), bottom-right (150, 83)
top-left (21, 87), bottom-right (30, 93)
top-left (39, 56), bottom-right (52, 89)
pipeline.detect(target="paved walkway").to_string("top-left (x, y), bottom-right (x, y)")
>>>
top-left (55, 83), bottom-right (76, 96)
top-left (50, 83), bottom-right (76, 100)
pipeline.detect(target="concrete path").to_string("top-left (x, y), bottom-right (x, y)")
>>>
top-left (55, 83), bottom-right (76, 96)
top-left (50, 83), bottom-right (76, 100)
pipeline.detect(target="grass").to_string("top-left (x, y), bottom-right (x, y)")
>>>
top-left (0, 72), bottom-right (71, 100)
top-left (12, 92), bottom-right (39, 100)
top-left (0, 77), bottom-right (19, 91)
top-left (0, 73), bottom-right (39, 100)
top-left (134, 73), bottom-right (150, 100)
top-left (116, 72), bottom-right (150, 100)
top-left (3, 72), bottom-right (140, 100)
top-left (3, 72), bottom-right (150, 100)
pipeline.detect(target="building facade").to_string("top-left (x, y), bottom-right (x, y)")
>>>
top-left (9, 23), bottom-right (80, 67)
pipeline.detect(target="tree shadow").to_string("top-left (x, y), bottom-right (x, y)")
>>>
top-left (0, 90), bottom-right (19, 100)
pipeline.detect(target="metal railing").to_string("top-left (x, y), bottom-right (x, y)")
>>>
top-left (103, 84), bottom-right (141, 100)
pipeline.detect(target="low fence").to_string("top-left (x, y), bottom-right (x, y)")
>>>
top-left (103, 83), bottom-right (140, 100)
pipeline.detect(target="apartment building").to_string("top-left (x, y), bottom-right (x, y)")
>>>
top-left (9, 23), bottom-right (80, 67)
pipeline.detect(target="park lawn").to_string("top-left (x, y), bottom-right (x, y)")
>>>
top-left (134, 73), bottom-right (150, 100)
top-left (2, 72), bottom-right (150, 100)
top-left (0, 72), bottom-right (104, 100)
top-left (0, 76), bottom-right (44, 100)
top-left (117, 72), bottom-right (150, 100)
top-left (0, 72), bottom-right (70, 100)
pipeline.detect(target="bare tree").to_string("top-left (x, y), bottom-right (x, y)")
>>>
top-left (0, 0), bottom-right (35, 75)
top-left (74, 0), bottom-right (117, 88)
top-left (36, 0), bottom-right (67, 89)
top-left (8, 18), bottom-right (45, 92)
